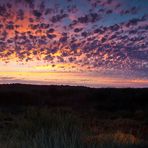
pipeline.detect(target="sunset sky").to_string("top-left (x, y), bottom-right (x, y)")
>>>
top-left (0, 0), bottom-right (148, 87)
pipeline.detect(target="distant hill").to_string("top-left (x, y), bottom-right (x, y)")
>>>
top-left (0, 84), bottom-right (147, 111)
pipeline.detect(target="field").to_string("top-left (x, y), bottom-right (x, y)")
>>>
top-left (0, 84), bottom-right (148, 148)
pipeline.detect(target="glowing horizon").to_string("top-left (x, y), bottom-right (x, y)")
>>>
top-left (0, 71), bottom-right (148, 88)
top-left (0, 0), bottom-right (148, 87)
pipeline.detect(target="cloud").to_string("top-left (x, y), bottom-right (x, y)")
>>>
top-left (0, 0), bottom-right (147, 79)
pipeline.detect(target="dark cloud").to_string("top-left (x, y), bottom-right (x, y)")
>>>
top-left (33, 10), bottom-right (42, 18)
top-left (51, 14), bottom-right (68, 23)
top-left (77, 13), bottom-right (101, 24)
top-left (17, 9), bottom-right (24, 20)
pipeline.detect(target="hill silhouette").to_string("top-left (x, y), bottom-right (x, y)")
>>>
top-left (0, 84), bottom-right (147, 111)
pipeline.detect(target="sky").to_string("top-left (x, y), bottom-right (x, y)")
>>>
top-left (0, 0), bottom-right (148, 87)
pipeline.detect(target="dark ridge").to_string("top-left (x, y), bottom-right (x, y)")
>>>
top-left (0, 84), bottom-right (147, 112)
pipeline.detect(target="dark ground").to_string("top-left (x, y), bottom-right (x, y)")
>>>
top-left (0, 84), bottom-right (148, 147)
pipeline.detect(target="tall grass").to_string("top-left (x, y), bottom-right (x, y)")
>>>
top-left (0, 108), bottom-right (147, 148)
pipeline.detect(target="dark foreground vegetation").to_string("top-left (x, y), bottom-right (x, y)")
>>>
top-left (0, 84), bottom-right (148, 148)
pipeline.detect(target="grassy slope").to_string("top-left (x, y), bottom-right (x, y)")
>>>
top-left (0, 84), bottom-right (147, 147)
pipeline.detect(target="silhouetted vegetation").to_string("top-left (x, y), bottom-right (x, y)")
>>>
top-left (0, 84), bottom-right (147, 110)
top-left (0, 84), bottom-right (147, 147)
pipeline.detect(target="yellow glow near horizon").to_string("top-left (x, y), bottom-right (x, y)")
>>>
top-left (0, 71), bottom-right (148, 88)
top-left (0, 59), bottom-right (90, 73)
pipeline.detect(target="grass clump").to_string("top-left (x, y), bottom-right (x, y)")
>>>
top-left (0, 107), bottom-right (147, 148)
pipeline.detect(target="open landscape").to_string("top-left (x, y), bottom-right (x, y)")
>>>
top-left (0, 84), bottom-right (147, 148)
top-left (0, 0), bottom-right (148, 147)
